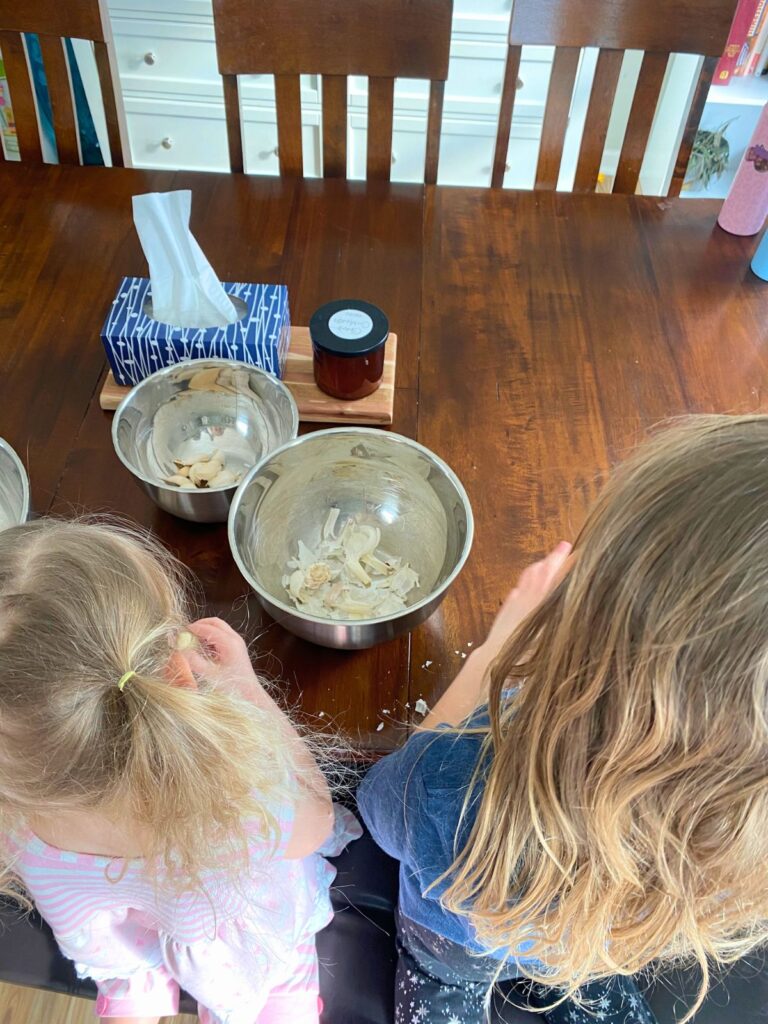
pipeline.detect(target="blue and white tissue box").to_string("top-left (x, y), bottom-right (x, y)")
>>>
top-left (101, 276), bottom-right (291, 387)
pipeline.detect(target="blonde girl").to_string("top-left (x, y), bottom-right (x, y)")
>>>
top-left (359, 414), bottom-right (768, 1023)
top-left (0, 519), bottom-right (360, 1024)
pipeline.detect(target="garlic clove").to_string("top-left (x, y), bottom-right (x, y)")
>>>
top-left (207, 467), bottom-right (239, 488)
top-left (165, 474), bottom-right (196, 488)
top-left (176, 630), bottom-right (197, 650)
top-left (190, 457), bottom-right (224, 487)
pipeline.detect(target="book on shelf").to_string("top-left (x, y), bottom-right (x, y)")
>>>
top-left (747, 3), bottom-right (768, 74)
top-left (714, 0), bottom-right (762, 84)
top-left (736, 0), bottom-right (768, 74)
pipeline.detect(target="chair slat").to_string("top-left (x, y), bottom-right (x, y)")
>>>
top-left (491, 44), bottom-right (522, 188)
top-left (94, 40), bottom-right (123, 166)
top-left (274, 73), bottom-right (303, 176)
top-left (322, 74), bottom-right (347, 178)
top-left (613, 52), bottom-right (668, 194)
top-left (222, 74), bottom-right (244, 172)
top-left (0, 31), bottom-right (42, 162)
top-left (669, 55), bottom-right (717, 197)
top-left (425, 78), bottom-right (445, 185)
top-left (573, 48), bottom-right (623, 192)
top-left (39, 35), bottom-right (79, 164)
top-left (367, 76), bottom-right (395, 181)
top-left (535, 47), bottom-right (580, 190)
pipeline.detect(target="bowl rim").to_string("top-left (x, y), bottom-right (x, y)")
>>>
top-left (111, 358), bottom-right (299, 493)
top-left (0, 437), bottom-right (30, 524)
top-left (227, 426), bottom-right (475, 627)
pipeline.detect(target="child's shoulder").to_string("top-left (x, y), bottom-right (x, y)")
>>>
top-left (410, 721), bottom-right (488, 792)
top-left (361, 710), bottom-right (490, 802)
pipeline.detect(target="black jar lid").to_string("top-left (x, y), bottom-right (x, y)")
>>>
top-left (309, 299), bottom-right (389, 358)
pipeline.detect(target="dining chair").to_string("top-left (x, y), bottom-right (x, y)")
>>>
top-left (491, 0), bottom-right (736, 194)
top-left (211, 0), bottom-right (453, 182)
top-left (0, 0), bottom-right (123, 165)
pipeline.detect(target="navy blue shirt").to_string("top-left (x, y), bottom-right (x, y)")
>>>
top-left (357, 714), bottom-right (535, 964)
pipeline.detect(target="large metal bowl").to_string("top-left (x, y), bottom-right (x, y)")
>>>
top-left (0, 439), bottom-right (30, 529)
top-left (112, 359), bottom-right (299, 523)
top-left (228, 428), bottom-right (473, 649)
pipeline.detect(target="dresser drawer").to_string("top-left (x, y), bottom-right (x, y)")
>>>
top-left (124, 99), bottom-right (322, 176)
top-left (125, 103), bottom-right (230, 171)
top-left (349, 44), bottom-right (553, 125)
top-left (112, 21), bottom-right (219, 86)
top-left (437, 116), bottom-right (496, 186)
top-left (448, 42), bottom-right (553, 118)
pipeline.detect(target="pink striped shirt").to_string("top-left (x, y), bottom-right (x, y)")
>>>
top-left (6, 804), bottom-right (361, 1019)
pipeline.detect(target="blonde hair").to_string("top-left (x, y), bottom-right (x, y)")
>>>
top-left (441, 415), bottom-right (768, 1014)
top-left (0, 518), bottom-right (298, 899)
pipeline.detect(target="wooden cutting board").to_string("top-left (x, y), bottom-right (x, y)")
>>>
top-left (99, 326), bottom-right (397, 425)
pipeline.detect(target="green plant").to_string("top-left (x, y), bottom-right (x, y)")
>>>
top-left (684, 118), bottom-right (738, 192)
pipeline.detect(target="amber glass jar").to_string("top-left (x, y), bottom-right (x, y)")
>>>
top-left (310, 299), bottom-right (389, 401)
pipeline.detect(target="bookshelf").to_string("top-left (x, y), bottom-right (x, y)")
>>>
top-left (682, 73), bottom-right (768, 198)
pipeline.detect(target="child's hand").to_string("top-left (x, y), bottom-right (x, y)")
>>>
top-left (187, 617), bottom-right (264, 699)
top-left (481, 541), bottom-right (573, 660)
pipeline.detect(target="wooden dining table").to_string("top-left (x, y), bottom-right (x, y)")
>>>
top-left (0, 162), bottom-right (764, 751)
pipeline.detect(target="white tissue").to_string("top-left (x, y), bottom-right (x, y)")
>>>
top-left (132, 190), bottom-right (239, 328)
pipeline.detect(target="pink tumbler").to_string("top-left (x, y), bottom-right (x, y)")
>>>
top-left (717, 103), bottom-right (768, 236)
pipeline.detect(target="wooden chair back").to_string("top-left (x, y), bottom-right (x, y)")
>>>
top-left (0, 0), bottom-right (123, 165)
top-left (212, 0), bottom-right (453, 182)
top-left (492, 0), bottom-right (736, 194)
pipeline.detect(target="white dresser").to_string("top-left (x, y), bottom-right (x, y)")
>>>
top-left (105, 0), bottom-right (767, 195)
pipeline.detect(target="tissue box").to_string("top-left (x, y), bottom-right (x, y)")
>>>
top-left (101, 276), bottom-right (290, 387)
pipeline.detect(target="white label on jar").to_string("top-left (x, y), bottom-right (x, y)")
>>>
top-left (328, 309), bottom-right (373, 340)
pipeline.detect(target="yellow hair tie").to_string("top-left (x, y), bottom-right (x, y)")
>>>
top-left (117, 670), bottom-right (136, 692)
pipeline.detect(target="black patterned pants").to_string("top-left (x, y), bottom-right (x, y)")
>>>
top-left (395, 914), bottom-right (658, 1024)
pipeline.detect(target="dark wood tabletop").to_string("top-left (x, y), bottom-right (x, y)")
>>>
top-left (1, 163), bottom-right (764, 750)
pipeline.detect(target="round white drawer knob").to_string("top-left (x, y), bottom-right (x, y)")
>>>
top-left (143, 51), bottom-right (157, 66)
top-left (161, 136), bottom-right (173, 150)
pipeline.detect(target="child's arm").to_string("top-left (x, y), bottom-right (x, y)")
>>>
top-left (418, 542), bottom-right (572, 730)
top-left (188, 618), bottom-right (334, 859)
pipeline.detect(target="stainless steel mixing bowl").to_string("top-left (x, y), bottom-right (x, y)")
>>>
top-left (112, 359), bottom-right (299, 523)
top-left (0, 438), bottom-right (30, 530)
top-left (228, 428), bottom-right (474, 649)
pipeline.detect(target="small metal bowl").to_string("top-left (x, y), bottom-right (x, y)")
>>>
top-left (0, 438), bottom-right (30, 529)
top-left (112, 359), bottom-right (299, 523)
top-left (228, 428), bottom-right (473, 649)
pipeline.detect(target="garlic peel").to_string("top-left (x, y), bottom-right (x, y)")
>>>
top-left (283, 512), bottom-right (419, 620)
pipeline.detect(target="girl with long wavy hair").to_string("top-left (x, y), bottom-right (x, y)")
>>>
top-left (359, 415), bottom-right (768, 1024)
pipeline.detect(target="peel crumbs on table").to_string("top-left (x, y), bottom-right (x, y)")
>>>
top-left (376, 722), bottom-right (384, 732)
top-left (414, 698), bottom-right (429, 716)
top-left (282, 507), bottom-right (419, 620)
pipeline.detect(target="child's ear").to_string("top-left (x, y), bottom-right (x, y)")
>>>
top-left (164, 650), bottom-right (198, 690)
